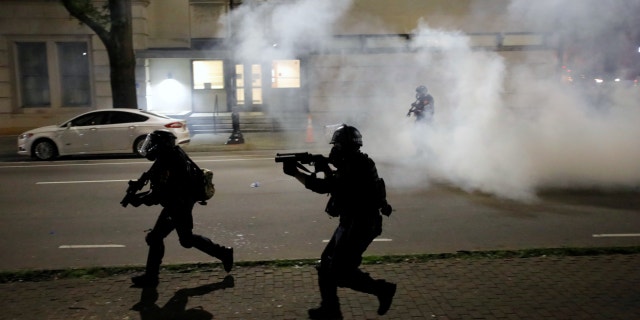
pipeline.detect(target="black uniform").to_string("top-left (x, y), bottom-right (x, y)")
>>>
top-left (283, 124), bottom-right (396, 318)
top-left (408, 85), bottom-right (435, 123)
top-left (128, 130), bottom-right (232, 287)
top-left (410, 93), bottom-right (434, 122)
top-left (142, 147), bottom-right (231, 278)
top-left (306, 151), bottom-right (389, 306)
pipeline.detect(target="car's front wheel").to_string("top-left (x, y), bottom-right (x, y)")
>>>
top-left (32, 139), bottom-right (58, 160)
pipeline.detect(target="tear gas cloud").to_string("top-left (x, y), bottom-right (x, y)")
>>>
top-left (222, 0), bottom-right (640, 201)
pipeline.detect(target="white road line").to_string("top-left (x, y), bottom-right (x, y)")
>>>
top-left (592, 233), bottom-right (640, 238)
top-left (322, 238), bottom-right (393, 243)
top-left (1, 157), bottom-right (271, 169)
top-left (59, 244), bottom-right (126, 249)
top-left (37, 179), bottom-right (128, 185)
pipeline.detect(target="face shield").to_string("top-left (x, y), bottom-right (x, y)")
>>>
top-left (138, 134), bottom-right (154, 158)
top-left (324, 123), bottom-right (344, 144)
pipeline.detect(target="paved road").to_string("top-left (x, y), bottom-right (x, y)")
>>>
top-left (1, 153), bottom-right (640, 271)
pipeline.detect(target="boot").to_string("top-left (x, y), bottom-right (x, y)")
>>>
top-left (191, 235), bottom-right (233, 272)
top-left (131, 273), bottom-right (159, 288)
top-left (376, 281), bottom-right (397, 315)
top-left (311, 266), bottom-right (341, 319)
top-left (308, 303), bottom-right (342, 320)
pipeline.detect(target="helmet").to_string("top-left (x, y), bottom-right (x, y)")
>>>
top-left (330, 124), bottom-right (362, 149)
top-left (416, 85), bottom-right (428, 98)
top-left (139, 129), bottom-right (177, 160)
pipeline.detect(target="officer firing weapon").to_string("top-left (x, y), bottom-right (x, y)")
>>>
top-left (275, 152), bottom-right (330, 174)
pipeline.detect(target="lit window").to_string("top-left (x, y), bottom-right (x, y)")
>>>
top-left (193, 60), bottom-right (224, 89)
top-left (272, 60), bottom-right (300, 88)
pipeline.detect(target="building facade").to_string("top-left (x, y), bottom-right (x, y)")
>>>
top-left (0, 0), bottom-right (556, 134)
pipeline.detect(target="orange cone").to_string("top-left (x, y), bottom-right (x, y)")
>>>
top-left (305, 114), bottom-right (315, 143)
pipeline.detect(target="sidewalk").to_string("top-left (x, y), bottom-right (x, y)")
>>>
top-left (0, 131), bottom-right (326, 159)
top-left (180, 131), bottom-right (328, 153)
top-left (1, 253), bottom-right (639, 319)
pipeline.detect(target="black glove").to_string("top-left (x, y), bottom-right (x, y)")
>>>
top-left (283, 161), bottom-right (299, 176)
top-left (381, 202), bottom-right (393, 217)
top-left (132, 191), bottom-right (158, 207)
top-left (128, 192), bottom-right (145, 207)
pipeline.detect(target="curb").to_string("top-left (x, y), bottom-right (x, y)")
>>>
top-left (3, 246), bottom-right (639, 284)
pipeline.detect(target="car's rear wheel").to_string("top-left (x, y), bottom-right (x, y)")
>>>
top-left (133, 136), bottom-right (147, 157)
top-left (32, 140), bottom-right (58, 160)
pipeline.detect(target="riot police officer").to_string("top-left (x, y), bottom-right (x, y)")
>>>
top-left (282, 124), bottom-right (396, 319)
top-left (407, 85), bottom-right (435, 123)
top-left (126, 129), bottom-right (233, 287)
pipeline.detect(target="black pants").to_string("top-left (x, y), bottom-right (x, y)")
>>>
top-left (144, 202), bottom-right (226, 276)
top-left (317, 216), bottom-right (386, 306)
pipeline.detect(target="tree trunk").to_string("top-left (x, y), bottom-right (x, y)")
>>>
top-left (108, 0), bottom-right (137, 109)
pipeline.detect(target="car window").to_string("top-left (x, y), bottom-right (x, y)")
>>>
top-left (140, 110), bottom-right (170, 119)
top-left (71, 112), bottom-right (108, 126)
top-left (108, 111), bottom-right (149, 124)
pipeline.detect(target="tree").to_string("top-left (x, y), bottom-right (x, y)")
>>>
top-left (61, 0), bottom-right (137, 109)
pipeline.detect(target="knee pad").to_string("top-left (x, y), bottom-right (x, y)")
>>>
top-left (145, 231), bottom-right (162, 246)
top-left (178, 236), bottom-right (194, 249)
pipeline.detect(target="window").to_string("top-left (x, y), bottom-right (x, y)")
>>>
top-left (14, 39), bottom-right (92, 109)
top-left (16, 43), bottom-right (50, 107)
top-left (58, 42), bottom-right (91, 106)
top-left (108, 111), bottom-right (148, 124)
top-left (71, 111), bottom-right (107, 126)
top-left (192, 60), bottom-right (224, 89)
top-left (271, 60), bottom-right (300, 88)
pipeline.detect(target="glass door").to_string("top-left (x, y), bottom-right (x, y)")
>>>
top-left (235, 63), bottom-right (263, 110)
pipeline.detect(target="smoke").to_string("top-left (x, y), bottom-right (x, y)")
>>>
top-left (221, 0), bottom-right (352, 62)
top-left (222, 0), bottom-right (640, 201)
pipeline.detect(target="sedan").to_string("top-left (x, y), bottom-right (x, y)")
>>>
top-left (18, 109), bottom-right (190, 160)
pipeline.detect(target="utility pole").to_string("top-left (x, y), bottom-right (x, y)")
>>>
top-left (226, 0), bottom-right (244, 144)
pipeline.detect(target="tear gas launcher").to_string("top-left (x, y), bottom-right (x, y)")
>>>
top-left (275, 152), bottom-right (330, 174)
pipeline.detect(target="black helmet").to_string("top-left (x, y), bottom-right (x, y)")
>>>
top-left (330, 124), bottom-right (362, 149)
top-left (416, 85), bottom-right (428, 98)
top-left (139, 129), bottom-right (176, 160)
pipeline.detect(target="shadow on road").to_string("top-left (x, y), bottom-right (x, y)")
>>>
top-left (131, 275), bottom-right (235, 320)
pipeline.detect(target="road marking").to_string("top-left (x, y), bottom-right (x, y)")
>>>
top-left (1, 157), bottom-right (271, 169)
top-left (59, 244), bottom-right (126, 249)
top-left (592, 233), bottom-right (640, 238)
top-left (37, 179), bottom-right (128, 185)
top-left (322, 238), bottom-right (392, 243)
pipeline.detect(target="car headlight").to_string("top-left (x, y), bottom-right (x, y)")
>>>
top-left (19, 133), bottom-right (34, 140)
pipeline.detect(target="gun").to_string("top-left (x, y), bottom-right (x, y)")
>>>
top-left (275, 152), bottom-right (329, 174)
top-left (407, 101), bottom-right (421, 117)
top-left (121, 171), bottom-right (150, 207)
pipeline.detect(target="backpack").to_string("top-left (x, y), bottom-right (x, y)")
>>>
top-left (180, 149), bottom-right (215, 204)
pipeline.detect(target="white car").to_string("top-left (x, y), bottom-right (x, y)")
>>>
top-left (18, 109), bottom-right (190, 160)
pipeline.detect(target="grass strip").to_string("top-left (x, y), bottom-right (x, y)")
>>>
top-left (2, 246), bottom-right (639, 283)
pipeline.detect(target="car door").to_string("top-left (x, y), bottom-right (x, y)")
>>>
top-left (98, 111), bottom-right (149, 153)
top-left (59, 111), bottom-right (107, 154)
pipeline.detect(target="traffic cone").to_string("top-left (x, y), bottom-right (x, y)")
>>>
top-left (305, 114), bottom-right (315, 143)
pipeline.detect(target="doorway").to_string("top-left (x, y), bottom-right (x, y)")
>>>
top-left (235, 63), bottom-right (263, 111)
